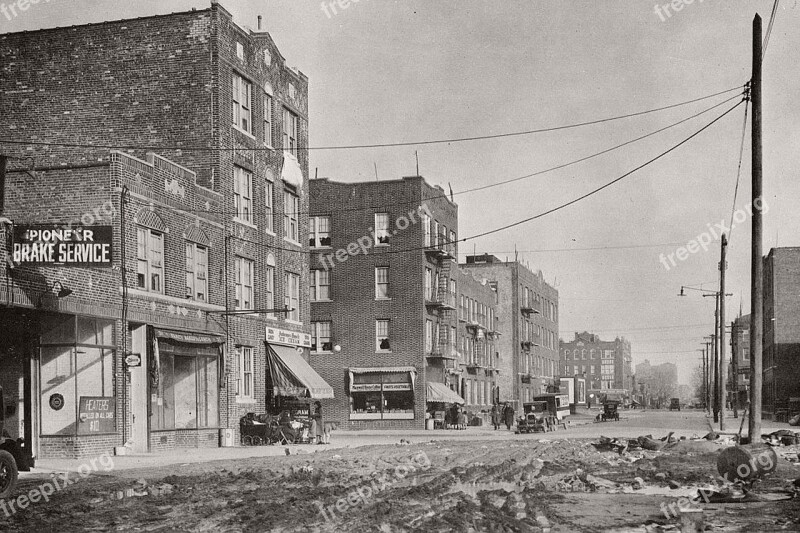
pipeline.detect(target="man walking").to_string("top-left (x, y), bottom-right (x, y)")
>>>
top-left (491, 404), bottom-right (501, 430)
top-left (503, 402), bottom-right (515, 431)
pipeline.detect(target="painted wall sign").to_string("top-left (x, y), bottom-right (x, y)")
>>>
top-left (265, 326), bottom-right (311, 348)
top-left (78, 396), bottom-right (116, 434)
top-left (12, 225), bottom-right (113, 266)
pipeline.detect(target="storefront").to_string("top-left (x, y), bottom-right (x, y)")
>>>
top-left (347, 367), bottom-right (416, 420)
top-left (265, 326), bottom-right (334, 409)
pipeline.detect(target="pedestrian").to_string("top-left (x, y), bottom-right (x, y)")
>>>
top-left (312, 401), bottom-right (324, 444)
top-left (491, 404), bottom-right (501, 430)
top-left (503, 402), bottom-right (515, 431)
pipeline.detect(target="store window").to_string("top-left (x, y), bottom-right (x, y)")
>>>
top-left (152, 338), bottom-right (219, 430)
top-left (349, 371), bottom-right (414, 420)
top-left (40, 316), bottom-right (115, 436)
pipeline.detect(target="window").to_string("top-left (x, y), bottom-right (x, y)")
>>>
top-left (265, 181), bottom-right (274, 233)
top-left (234, 257), bottom-right (254, 311)
top-left (425, 319), bottom-right (433, 353)
top-left (265, 254), bottom-right (275, 319)
top-left (350, 371), bottom-right (414, 420)
top-left (423, 212), bottom-right (431, 247)
top-left (309, 216), bottom-right (331, 247)
top-left (264, 92), bottom-right (273, 147)
top-left (39, 316), bottom-right (115, 436)
top-left (449, 229), bottom-right (457, 257)
top-left (234, 166), bottom-right (253, 224)
top-left (375, 213), bottom-right (390, 245)
top-left (283, 188), bottom-right (300, 242)
top-left (283, 107), bottom-right (298, 155)
top-left (185, 242), bottom-right (208, 302)
top-left (424, 268), bottom-right (434, 301)
top-left (136, 227), bottom-right (164, 294)
top-left (375, 267), bottom-right (389, 299)
top-left (310, 269), bottom-right (331, 301)
top-left (376, 319), bottom-right (390, 351)
top-left (236, 346), bottom-right (254, 402)
top-left (311, 322), bottom-right (332, 352)
top-left (263, 48), bottom-right (272, 66)
top-left (236, 42), bottom-right (244, 61)
top-left (284, 272), bottom-right (300, 321)
top-left (232, 73), bottom-right (252, 133)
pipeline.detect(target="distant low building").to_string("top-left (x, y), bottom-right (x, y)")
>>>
top-left (729, 313), bottom-right (751, 412)
top-left (560, 332), bottom-right (633, 394)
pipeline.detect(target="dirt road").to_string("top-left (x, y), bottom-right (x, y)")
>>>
top-left (3, 430), bottom-right (800, 532)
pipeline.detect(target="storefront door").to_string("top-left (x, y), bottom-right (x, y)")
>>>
top-left (129, 325), bottom-right (148, 453)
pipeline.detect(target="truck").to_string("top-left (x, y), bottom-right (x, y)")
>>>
top-left (0, 385), bottom-right (21, 499)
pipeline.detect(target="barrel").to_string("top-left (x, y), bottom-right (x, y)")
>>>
top-left (717, 444), bottom-right (778, 481)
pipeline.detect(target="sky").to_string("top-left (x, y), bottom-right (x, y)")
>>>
top-left (3, 0), bottom-right (798, 385)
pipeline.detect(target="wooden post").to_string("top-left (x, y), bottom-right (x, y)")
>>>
top-left (719, 235), bottom-right (728, 430)
top-left (749, 14), bottom-right (763, 441)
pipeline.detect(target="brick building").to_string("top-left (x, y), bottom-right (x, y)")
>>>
top-left (560, 332), bottom-right (633, 394)
top-left (308, 176), bottom-right (460, 429)
top-left (453, 266), bottom-right (500, 415)
top-left (461, 255), bottom-right (560, 409)
top-left (763, 247), bottom-right (800, 421)
top-left (0, 3), bottom-right (330, 459)
top-left (729, 313), bottom-right (750, 412)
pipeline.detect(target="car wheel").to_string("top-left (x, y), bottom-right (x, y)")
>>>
top-left (0, 450), bottom-right (18, 500)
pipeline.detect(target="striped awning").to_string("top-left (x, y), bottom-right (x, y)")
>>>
top-left (426, 382), bottom-right (465, 405)
top-left (267, 344), bottom-right (334, 399)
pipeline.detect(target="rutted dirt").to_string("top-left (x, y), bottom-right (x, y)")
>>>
top-left (2, 438), bottom-right (800, 532)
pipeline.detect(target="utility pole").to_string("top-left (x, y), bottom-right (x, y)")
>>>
top-left (749, 13), bottom-right (763, 441)
top-left (713, 294), bottom-right (720, 423)
top-left (731, 320), bottom-right (739, 418)
top-left (719, 234), bottom-right (728, 430)
top-left (704, 341), bottom-right (712, 414)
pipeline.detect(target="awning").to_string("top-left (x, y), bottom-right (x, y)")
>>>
top-left (267, 343), bottom-right (334, 399)
top-left (350, 366), bottom-right (417, 374)
top-left (153, 328), bottom-right (223, 345)
top-left (281, 152), bottom-right (304, 189)
top-left (426, 382), bottom-right (465, 405)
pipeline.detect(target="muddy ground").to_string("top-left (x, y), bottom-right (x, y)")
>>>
top-left (3, 438), bottom-right (800, 532)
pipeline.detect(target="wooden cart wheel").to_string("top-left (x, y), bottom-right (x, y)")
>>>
top-left (243, 435), bottom-right (253, 446)
top-left (252, 436), bottom-right (263, 446)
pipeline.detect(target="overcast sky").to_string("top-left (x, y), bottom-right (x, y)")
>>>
top-left (4, 0), bottom-right (797, 385)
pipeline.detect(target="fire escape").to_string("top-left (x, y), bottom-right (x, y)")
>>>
top-left (425, 231), bottom-right (457, 367)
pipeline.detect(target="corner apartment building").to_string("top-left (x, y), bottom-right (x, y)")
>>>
top-left (461, 254), bottom-right (559, 408)
top-left (0, 3), bottom-right (322, 458)
top-left (763, 247), bottom-right (800, 421)
top-left (560, 332), bottom-right (633, 393)
top-left (729, 313), bottom-right (750, 411)
top-left (308, 176), bottom-right (460, 429)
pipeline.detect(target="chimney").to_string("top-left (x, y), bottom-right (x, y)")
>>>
top-left (257, 15), bottom-right (262, 30)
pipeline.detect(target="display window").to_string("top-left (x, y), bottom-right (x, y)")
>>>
top-left (39, 315), bottom-right (115, 436)
top-left (349, 371), bottom-right (414, 420)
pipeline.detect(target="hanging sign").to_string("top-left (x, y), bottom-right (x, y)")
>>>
top-left (12, 225), bottom-right (113, 266)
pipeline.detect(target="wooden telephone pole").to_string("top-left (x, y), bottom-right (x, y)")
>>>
top-left (749, 14), bottom-right (763, 441)
top-left (719, 234), bottom-right (728, 430)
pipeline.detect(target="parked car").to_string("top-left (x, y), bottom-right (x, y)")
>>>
top-left (0, 386), bottom-right (20, 499)
top-left (669, 398), bottom-right (681, 411)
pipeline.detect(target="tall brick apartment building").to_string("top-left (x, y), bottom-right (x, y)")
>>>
top-left (763, 247), bottom-right (800, 421)
top-left (461, 254), bottom-right (560, 409)
top-left (308, 176), bottom-right (464, 429)
top-left (560, 332), bottom-right (633, 394)
top-left (0, 3), bottom-right (331, 458)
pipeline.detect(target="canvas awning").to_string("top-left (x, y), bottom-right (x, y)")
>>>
top-left (153, 328), bottom-right (223, 345)
top-left (281, 152), bottom-right (304, 189)
top-left (266, 344), bottom-right (334, 399)
top-left (426, 382), bottom-right (465, 405)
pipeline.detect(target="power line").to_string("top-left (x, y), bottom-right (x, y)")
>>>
top-left (464, 99), bottom-right (746, 243)
top-left (115, 90), bottom-right (745, 220)
top-left (762, 0), bottom-right (780, 60)
top-left (0, 85), bottom-right (745, 153)
top-left (560, 323), bottom-right (713, 333)
top-left (727, 93), bottom-right (750, 243)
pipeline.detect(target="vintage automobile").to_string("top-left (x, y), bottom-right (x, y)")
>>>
top-left (669, 398), bottom-right (682, 411)
top-left (600, 400), bottom-right (620, 422)
top-left (516, 401), bottom-right (549, 433)
top-left (0, 386), bottom-right (20, 499)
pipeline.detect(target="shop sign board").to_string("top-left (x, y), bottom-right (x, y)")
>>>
top-left (265, 326), bottom-right (311, 348)
top-left (78, 396), bottom-right (116, 434)
top-left (124, 353), bottom-right (142, 368)
top-left (12, 225), bottom-right (113, 266)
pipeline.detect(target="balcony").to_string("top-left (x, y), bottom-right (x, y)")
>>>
top-left (427, 344), bottom-right (458, 362)
top-left (424, 234), bottom-right (457, 261)
top-left (520, 300), bottom-right (542, 316)
top-left (425, 293), bottom-right (457, 311)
